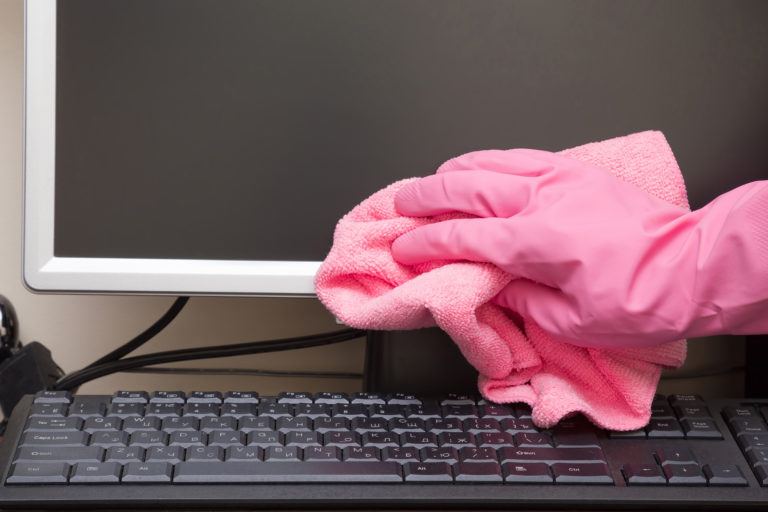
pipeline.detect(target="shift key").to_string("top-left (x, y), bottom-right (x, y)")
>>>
top-left (15, 446), bottom-right (103, 464)
top-left (499, 447), bottom-right (605, 464)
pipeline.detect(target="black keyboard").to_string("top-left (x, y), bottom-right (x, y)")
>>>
top-left (1, 391), bottom-right (768, 509)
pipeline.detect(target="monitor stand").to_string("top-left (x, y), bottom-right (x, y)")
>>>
top-left (363, 328), bottom-right (478, 396)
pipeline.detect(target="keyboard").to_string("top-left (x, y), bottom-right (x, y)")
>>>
top-left (1, 391), bottom-right (768, 509)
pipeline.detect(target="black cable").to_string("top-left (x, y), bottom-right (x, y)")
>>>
top-left (85, 297), bottom-right (189, 368)
top-left (53, 328), bottom-right (365, 391)
top-left (122, 366), bottom-right (363, 379)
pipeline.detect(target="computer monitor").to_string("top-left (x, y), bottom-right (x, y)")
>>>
top-left (25, 0), bottom-right (767, 299)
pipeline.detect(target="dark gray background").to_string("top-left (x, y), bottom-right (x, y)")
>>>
top-left (54, 0), bottom-right (768, 261)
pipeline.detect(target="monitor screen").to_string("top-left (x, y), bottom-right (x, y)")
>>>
top-left (24, 0), bottom-right (768, 295)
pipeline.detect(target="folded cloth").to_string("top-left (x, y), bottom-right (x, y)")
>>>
top-left (315, 131), bottom-right (688, 430)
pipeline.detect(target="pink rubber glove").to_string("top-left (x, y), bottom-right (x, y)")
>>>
top-left (392, 149), bottom-right (768, 348)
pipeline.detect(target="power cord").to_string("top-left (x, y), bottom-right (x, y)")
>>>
top-left (53, 328), bottom-right (365, 391)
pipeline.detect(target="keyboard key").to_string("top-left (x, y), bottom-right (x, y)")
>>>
top-left (186, 446), bottom-right (224, 462)
top-left (67, 401), bottom-right (107, 418)
top-left (174, 461), bottom-right (402, 483)
top-left (650, 403), bottom-right (675, 419)
top-left (15, 446), bottom-right (104, 464)
top-left (223, 391), bottom-right (259, 404)
top-left (387, 393), bottom-right (421, 406)
top-left (476, 432), bottom-right (514, 449)
top-left (278, 392), bottom-right (313, 404)
top-left (34, 391), bottom-right (72, 404)
top-left (83, 416), bottom-right (121, 432)
top-left (303, 446), bottom-right (341, 462)
top-left (294, 404), bottom-right (330, 419)
top-left (208, 430), bottom-right (246, 447)
top-left (146, 403), bottom-right (182, 418)
top-left (6, 462), bottom-right (69, 484)
top-left (122, 416), bottom-right (161, 433)
top-left (187, 391), bottom-right (223, 404)
top-left (404, 462), bottom-right (453, 482)
top-left (723, 406), bottom-right (759, 422)
top-left (324, 431), bottom-right (361, 448)
top-left (499, 447), bottom-right (606, 464)
top-left (655, 447), bottom-right (697, 465)
top-left (459, 447), bottom-right (498, 463)
top-left (389, 418), bottom-right (426, 434)
top-left (500, 418), bottom-right (538, 433)
top-left (313, 417), bottom-right (348, 433)
top-left (668, 395), bottom-right (706, 408)
top-left (441, 394), bottom-right (477, 406)
top-left (454, 462), bottom-right (503, 483)
top-left (183, 403), bottom-right (220, 418)
top-left (146, 446), bottom-right (183, 463)
top-left (383, 447), bottom-right (420, 464)
top-left (748, 447), bottom-right (768, 466)
top-left (608, 429), bottom-right (646, 439)
top-left (200, 416), bottom-right (236, 432)
top-left (673, 405), bottom-right (711, 419)
top-left (663, 463), bottom-right (706, 486)
top-left (503, 462), bottom-right (553, 484)
top-left (551, 463), bottom-right (613, 485)
top-left (646, 419), bottom-right (685, 438)
top-left (129, 431), bottom-right (168, 448)
top-left (121, 462), bottom-right (173, 483)
top-left (161, 416), bottom-right (199, 432)
top-left (277, 416), bottom-right (312, 433)
top-left (438, 432), bottom-right (475, 448)
top-left (314, 392), bottom-right (349, 405)
top-left (442, 405), bottom-right (478, 420)
top-left (90, 430), bottom-right (129, 447)
top-left (362, 432), bottom-right (400, 449)
top-left (421, 447), bottom-right (459, 464)
top-left (150, 391), bottom-right (186, 404)
top-left (246, 431), bottom-right (282, 448)
top-left (343, 446), bottom-right (381, 462)
top-left (681, 418), bottom-right (722, 439)
top-left (285, 431), bottom-right (320, 448)
top-left (112, 391), bottom-right (149, 404)
top-left (401, 432), bottom-right (438, 449)
top-left (238, 417), bottom-right (274, 433)
top-left (405, 404), bottom-right (442, 420)
top-left (331, 405), bottom-right (367, 419)
top-left (105, 446), bottom-right (144, 463)
top-left (70, 462), bottom-right (121, 483)
top-left (513, 432), bottom-right (553, 447)
top-left (350, 392), bottom-right (386, 405)
top-left (368, 405), bottom-right (404, 420)
top-left (22, 431), bottom-right (88, 447)
top-left (220, 403), bottom-right (257, 418)
top-left (703, 464), bottom-right (748, 486)
top-left (426, 418), bottom-right (463, 434)
top-left (25, 417), bottom-right (82, 432)
top-left (264, 446), bottom-right (301, 462)
top-left (479, 404), bottom-right (514, 419)
top-left (731, 418), bottom-right (768, 436)
top-left (107, 403), bottom-right (144, 418)
top-left (737, 433), bottom-right (768, 451)
top-left (225, 446), bottom-right (263, 462)
top-left (463, 418), bottom-right (501, 434)
top-left (622, 464), bottom-right (667, 485)
top-left (351, 418), bottom-right (388, 433)
top-left (753, 464), bottom-right (768, 486)
top-left (30, 404), bottom-right (68, 417)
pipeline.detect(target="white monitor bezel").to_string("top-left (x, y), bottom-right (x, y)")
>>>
top-left (23, 0), bottom-right (319, 296)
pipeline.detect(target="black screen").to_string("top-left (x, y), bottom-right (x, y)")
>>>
top-left (54, 0), bottom-right (768, 261)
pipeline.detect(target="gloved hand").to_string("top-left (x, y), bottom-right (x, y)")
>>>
top-left (392, 149), bottom-right (768, 348)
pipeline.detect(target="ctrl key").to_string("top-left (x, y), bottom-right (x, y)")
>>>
top-left (7, 462), bottom-right (69, 484)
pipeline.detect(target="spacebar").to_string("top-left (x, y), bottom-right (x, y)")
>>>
top-left (173, 462), bottom-right (403, 483)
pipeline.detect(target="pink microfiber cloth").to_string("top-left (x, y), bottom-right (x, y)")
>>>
top-left (315, 131), bottom-right (688, 430)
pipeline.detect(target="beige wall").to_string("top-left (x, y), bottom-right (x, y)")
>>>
top-left (0, 0), bottom-right (744, 402)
